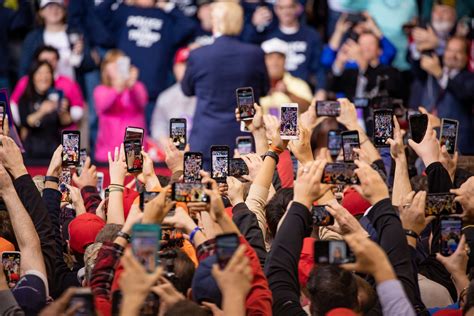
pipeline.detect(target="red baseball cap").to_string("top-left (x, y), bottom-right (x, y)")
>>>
top-left (174, 47), bottom-right (190, 64)
top-left (341, 188), bottom-right (371, 217)
top-left (68, 213), bottom-right (105, 254)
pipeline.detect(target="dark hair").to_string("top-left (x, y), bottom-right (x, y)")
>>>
top-left (410, 175), bottom-right (428, 192)
top-left (164, 299), bottom-right (210, 316)
top-left (19, 61), bottom-right (54, 107)
top-left (168, 249), bottom-right (196, 295)
top-left (0, 211), bottom-right (16, 246)
top-left (33, 45), bottom-right (60, 63)
top-left (307, 265), bottom-right (359, 316)
top-left (355, 275), bottom-right (377, 314)
top-left (95, 224), bottom-right (123, 243)
top-left (463, 280), bottom-right (474, 314)
top-left (310, 118), bottom-right (346, 153)
top-left (265, 188), bottom-right (294, 238)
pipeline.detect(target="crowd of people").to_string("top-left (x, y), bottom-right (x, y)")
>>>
top-left (0, 0), bottom-right (474, 315)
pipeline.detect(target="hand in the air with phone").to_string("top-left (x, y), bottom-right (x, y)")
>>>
top-left (293, 159), bottom-right (328, 209)
top-left (353, 160), bottom-right (389, 205)
top-left (399, 191), bottom-right (434, 236)
top-left (108, 144), bottom-right (127, 185)
top-left (408, 120), bottom-right (440, 167)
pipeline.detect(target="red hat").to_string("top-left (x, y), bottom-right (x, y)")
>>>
top-left (174, 47), bottom-right (190, 64)
top-left (326, 308), bottom-right (358, 316)
top-left (68, 213), bottom-right (105, 254)
top-left (123, 187), bottom-right (139, 220)
top-left (341, 188), bottom-right (371, 217)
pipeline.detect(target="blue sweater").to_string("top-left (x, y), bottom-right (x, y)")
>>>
top-left (96, 1), bottom-right (196, 100)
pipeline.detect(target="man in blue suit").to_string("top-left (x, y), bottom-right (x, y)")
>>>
top-left (181, 1), bottom-right (269, 164)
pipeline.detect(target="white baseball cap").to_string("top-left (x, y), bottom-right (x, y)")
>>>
top-left (261, 38), bottom-right (289, 56)
top-left (40, 0), bottom-right (64, 9)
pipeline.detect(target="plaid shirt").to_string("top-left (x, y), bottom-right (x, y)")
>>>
top-left (196, 238), bottom-right (216, 261)
top-left (90, 242), bottom-right (124, 299)
top-left (81, 186), bottom-right (102, 214)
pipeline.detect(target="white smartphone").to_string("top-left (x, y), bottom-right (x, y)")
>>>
top-left (280, 103), bottom-right (299, 140)
top-left (116, 56), bottom-right (130, 81)
top-left (97, 172), bottom-right (104, 199)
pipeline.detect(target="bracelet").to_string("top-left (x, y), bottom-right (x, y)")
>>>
top-left (109, 188), bottom-right (124, 193)
top-left (44, 176), bottom-right (59, 183)
top-left (109, 183), bottom-right (124, 188)
top-left (270, 144), bottom-right (284, 154)
top-left (263, 150), bottom-right (279, 165)
top-left (404, 229), bottom-right (419, 239)
top-left (117, 231), bottom-right (131, 242)
top-left (189, 226), bottom-right (203, 245)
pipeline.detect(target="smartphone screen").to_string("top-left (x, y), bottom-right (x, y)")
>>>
top-left (117, 56), bottom-right (131, 81)
top-left (328, 130), bottom-right (341, 157)
top-left (321, 163), bottom-right (359, 185)
top-left (373, 110), bottom-right (393, 147)
top-left (77, 148), bottom-right (87, 176)
top-left (311, 205), bottom-right (335, 226)
top-left (280, 104), bottom-right (298, 140)
top-left (236, 136), bottom-right (252, 155)
top-left (170, 118), bottom-right (186, 151)
top-left (124, 139), bottom-right (143, 173)
top-left (316, 101), bottom-right (340, 117)
top-left (124, 126), bottom-right (144, 142)
top-left (140, 191), bottom-right (160, 211)
top-left (131, 224), bottom-right (161, 272)
top-left (184, 152), bottom-right (203, 183)
top-left (62, 131), bottom-right (80, 166)
top-left (314, 240), bottom-right (355, 264)
top-left (440, 119), bottom-right (458, 155)
top-left (236, 87), bottom-right (255, 120)
top-left (60, 168), bottom-right (71, 203)
top-left (425, 193), bottom-right (457, 216)
top-left (440, 216), bottom-right (462, 256)
top-left (230, 158), bottom-right (249, 177)
top-left (69, 288), bottom-right (95, 316)
top-left (96, 172), bottom-right (104, 197)
top-left (216, 233), bottom-right (239, 269)
top-left (353, 98), bottom-right (369, 108)
top-left (2, 252), bottom-right (20, 288)
top-left (409, 114), bottom-right (428, 143)
top-left (0, 101), bottom-right (5, 134)
top-left (172, 182), bottom-right (209, 203)
top-left (211, 146), bottom-right (229, 183)
top-left (341, 131), bottom-right (360, 162)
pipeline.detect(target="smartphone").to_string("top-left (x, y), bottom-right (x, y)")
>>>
top-left (2, 251), bottom-right (20, 288)
top-left (440, 119), bottom-right (459, 155)
top-left (440, 216), bottom-right (462, 256)
top-left (47, 89), bottom-right (63, 105)
top-left (341, 131), bottom-right (360, 162)
top-left (321, 163), bottom-right (359, 185)
top-left (183, 152), bottom-right (203, 183)
top-left (96, 172), bottom-right (104, 198)
top-left (311, 205), bottom-right (335, 226)
top-left (170, 118), bottom-right (186, 151)
top-left (328, 130), bottom-right (341, 157)
top-left (76, 148), bottom-right (87, 176)
top-left (346, 13), bottom-right (366, 24)
top-left (230, 158), bottom-right (249, 177)
top-left (172, 182), bottom-right (209, 203)
top-left (211, 145), bottom-right (229, 183)
top-left (0, 101), bottom-right (5, 134)
top-left (353, 97), bottom-right (369, 108)
top-left (316, 101), bottom-right (340, 117)
top-left (314, 240), bottom-right (355, 264)
top-left (409, 114), bottom-right (428, 143)
top-left (62, 131), bottom-right (80, 166)
top-left (280, 103), bottom-right (299, 140)
top-left (59, 168), bottom-right (71, 203)
top-left (236, 136), bottom-right (253, 155)
top-left (124, 139), bottom-right (143, 173)
top-left (68, 288), bottom-right (95, 316)
top-left (236, 87), bottom-right (255, 121)
top-left (140, 191), bottom-right (160, 211)
top-left (216, 233), bottom-right (239, 269)
top-left (117, 56), bottom-right (130, 81)
top-left (425, 193), bottom-right (457, 216)
top-left (373, 109), bottom-right (393, 147)
top-left (131, 224), bottom-right (161, 272)
top-left (124, 126), bottom-right (144, 143)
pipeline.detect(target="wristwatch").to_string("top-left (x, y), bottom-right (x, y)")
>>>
top-left (404, 229), bottom-right (419, 239)
top-left (117, 231), bottom-right (131, 242)
top-left (263, 150), bottom-right (279, 165)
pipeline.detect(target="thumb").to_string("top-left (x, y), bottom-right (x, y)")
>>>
top-left (407, 138), bottom-right (418, 150)
top-left (340, 263), bottom-right (358, 272)
top-left (435, 253), bottom-right (447, 264)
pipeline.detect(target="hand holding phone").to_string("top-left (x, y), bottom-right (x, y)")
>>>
top-left (440, 216), bottom-right (462, 256)
top-left (172, 182), bottom-right (209, 203)
top-left (314, 240), bottom-right (354, 264)
top-left (170, 118), bottom-right (187, 151)
top-left (280, 104), bottom-right (299, 140)
top-left (321, 163), bottom-right (359, 185)
top-left (184, 152), bottom-right (203, 183)
top-left (373, 110), bottom-right (393, 147)
top-left (60, 168), bottom-right (72, 202)
top-left (327, 130), bottom-right (341, 157)
top-left (440, 119), bottom-right (458, 155)
top-left (311, 205), bottom-right (335, 226)
top-left (409, 114), bottom-right (428, 143)
top-left (2, 251), bottom-right (20, 288)
top-left (216, 233), bottom-right (239, 269)
top-left (211, 145), bottom-right (229, 183)
top-left (341, 131), bottom-right (360, 162)
top-left (131, 224), bottom-right (161, 272)
top-left (124, 139), bottom-right (143, 173)
top-left (316, 101), bottom-right (340, 117)
top-left (62, 131), bottom-right (80, 166)
top-left (236, 87), bottom-right (255, 120)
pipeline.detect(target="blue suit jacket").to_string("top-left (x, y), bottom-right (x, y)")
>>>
top-left (181, 36), bottom-right (269, 161)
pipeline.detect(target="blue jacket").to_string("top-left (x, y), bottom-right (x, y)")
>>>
top-left (96, 0), bottom-right (196, 100)
top-left (181, 36), bottom-right (269, 161)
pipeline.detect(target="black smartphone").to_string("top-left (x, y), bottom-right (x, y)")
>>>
top-left (321, 163), bottom-right (359, 185)
top-left (314, 240), bottom-right (355, 264)
top-left (216, 233), bottom-right (239, 269)
top-left (341, 131), bottom-right (360, 162)
top-left (140, 191), bottom-right (160, 211)
top-left (124, 126), bottom-right (144, 143)
top-left (0, 101), bottom-right (6, 134)
top-left (211, 145), bottom-right (229, 183)
top-left (77, 148), bottom-right (87, 176)
top-left (68, 288), bottom-right (95, 316)
top-left (59, 168), bottom-right (71, 203)
top-left (236, 87), bottom-right (255, 120)
top-left (311, 205), bottom-right (335, 226)
top-left (440, 119), bottom-right (459, 155)
top-left (346, 13), bottom-right (366, 24)
top-left (440, 216), bottom-right (462, 256)
top-left (373, 109), bottom-right (393, 147)
top-left (409, 114), bottom-right (428, 143)
top-left (170, 118), bottom-right (186, 151)
top-left (236, 136), bottom-right (253, 155)
top-left (328, 130), bottom-right (341, 157)
top-left (353, 97), bottom-right (369, 108)
top-left (131, 224), bottom-right (161, 272)
top-left (230, 158), bottom-right (249, 177)
top-left (2, 251), bottom-right (20, 288)
top-left (183, 152), bottom-right (203, 183)
top-left (316, 101), bottom-right (340, 117)
top-left (124, 139), bottom-right (143, 173)
top-left (425, 193), bottom-right (457, 216)
top-left (62, 130), bottom-right (80, 166)
top-left (172, 182), bottom-right (209, 203)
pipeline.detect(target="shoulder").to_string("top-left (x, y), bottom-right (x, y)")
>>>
top-left (300, 25), bottom-right (321, 41)
top-left (23, 29), bottom-right (44, 44)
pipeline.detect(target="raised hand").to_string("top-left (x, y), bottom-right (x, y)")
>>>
top-left (72, 157), bottom-right (98, 189)
top-left (0, 135), bottom-right (27, 179)
top-left (142, 185), bottom-right (175, 224)
top-left (408, 120), bottom-right (440, 167)
top-left (293, 159), bottom-right (328, 209)
top-left (108, 144), bottom-right (127, 185)
top-left (399, 191), bottom-right (434, 235)
top-left (386, 116), bottom-right (406, 160)
top-left (226, 176), bottom-right (244, 206)
top-left (164, 138), bottom-right (186, 174)
top-left (353, 160), bottom-right (389, 205)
